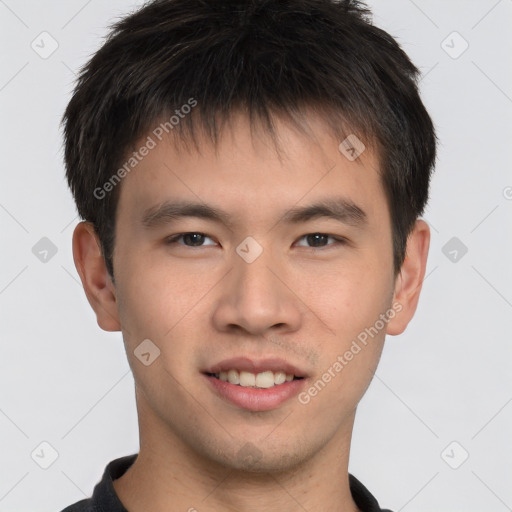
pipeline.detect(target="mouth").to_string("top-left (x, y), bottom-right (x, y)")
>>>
top-left (205, 369), bottom-right (304, 389)
top-left (202, 357), bottom-right (308, 411)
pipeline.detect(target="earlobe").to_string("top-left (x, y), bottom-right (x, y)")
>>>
top-left (387, 219), bottom-right (430, 336)
top-left (72, 221), bottom-right (121, 332)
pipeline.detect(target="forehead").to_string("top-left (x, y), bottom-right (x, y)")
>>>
top-left (115, 110), bottom-right (387, 228)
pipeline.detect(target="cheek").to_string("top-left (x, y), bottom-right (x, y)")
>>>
top-left (116, 248), bottom-right (193, 330)
top-left (325, 267), bottom-right (393, 388)
top-left (298, 257), bottom-right (393, 395)
top-left (114, 265), bottom-right (203, 402)
top-left (298, 256), bottom-right (393, 335)
top-left (114, 250), bottom-right (217, 377)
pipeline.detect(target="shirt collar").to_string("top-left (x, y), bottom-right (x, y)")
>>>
top-left (88, 453), bottom-right (392, 512)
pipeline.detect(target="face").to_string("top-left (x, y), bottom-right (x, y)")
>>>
top-left (87, 111), bottom-right (416, 472)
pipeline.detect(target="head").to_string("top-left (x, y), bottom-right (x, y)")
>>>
top-left (64, 0), bottom-right (435, 473)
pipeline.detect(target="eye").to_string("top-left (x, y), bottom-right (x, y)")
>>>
top-left (295, 233), bottom-right (345, 248)
top-left (165, 232), bottom-right (217, 247)
top-left (165, 232), bottom-right (346, 249)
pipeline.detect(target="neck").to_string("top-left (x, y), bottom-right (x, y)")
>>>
top-left (113, 390), bottom-right (360, 512)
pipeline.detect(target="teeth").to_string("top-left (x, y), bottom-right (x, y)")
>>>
top-left (214, 369), bottom-right (296, 388)
top-left (255, 371), bottom-right (274, 388)
top-left (227, 369), bottom-right (240, 385)
top-left (239, 371), bottom-right (256, 387)
top-left (274, 371), bottom-right (286, 385)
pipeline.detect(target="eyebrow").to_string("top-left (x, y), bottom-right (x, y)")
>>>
top-left (141, 198), bottom-right (367, 230)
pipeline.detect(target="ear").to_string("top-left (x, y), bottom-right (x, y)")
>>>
top-left (387, 219), bottom-right (430, 336)
top-left (72, 221), bottom-right (121, 331)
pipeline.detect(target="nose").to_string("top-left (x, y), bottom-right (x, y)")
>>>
top-left (211, 244), bottom-right (303, 337)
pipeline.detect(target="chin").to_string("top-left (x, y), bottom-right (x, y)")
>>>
top-left (200, 437), bottom-right (316, 475)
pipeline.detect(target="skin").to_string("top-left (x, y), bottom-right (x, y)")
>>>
top-left (73, 110), bottom-right (430, 512)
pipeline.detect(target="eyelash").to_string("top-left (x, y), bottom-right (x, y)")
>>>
top-left (164, 232), bottom-right (348, 250)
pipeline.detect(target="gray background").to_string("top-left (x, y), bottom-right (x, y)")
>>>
top-left (1, 0), bottom-right (511, 510)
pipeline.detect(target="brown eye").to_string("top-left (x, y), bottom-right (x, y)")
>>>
top-left (166, 232), bottom-right (216, 247)
top-left (296, 233), bottom-right (341, 248)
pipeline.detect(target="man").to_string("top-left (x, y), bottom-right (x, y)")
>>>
top-left (60, 0), bottom-right (436, 510)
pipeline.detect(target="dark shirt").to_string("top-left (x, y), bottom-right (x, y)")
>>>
top-left (60, 454), bottom-right (393, 512)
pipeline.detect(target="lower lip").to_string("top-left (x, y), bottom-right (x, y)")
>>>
top-left (204, 374), bottom-right (307, 412)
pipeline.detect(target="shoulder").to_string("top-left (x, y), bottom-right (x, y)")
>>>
top-left (59, 498), bottom-right (95, 512)
top-left (57, 454), bottom-right (138, 512)
top-left (349, 473), bottom-right (394, 512)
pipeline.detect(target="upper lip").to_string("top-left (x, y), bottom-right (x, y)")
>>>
top-left (203, 356), bottom-right (308, 378)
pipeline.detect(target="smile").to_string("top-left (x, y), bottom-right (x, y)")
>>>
top-left (203, 357), bottom-right (308, 411)
top-left (207, 369), bottom-right (302, 388)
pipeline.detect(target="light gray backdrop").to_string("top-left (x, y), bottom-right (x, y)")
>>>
top-left (1, 0), bottom-right (511, 510)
